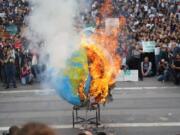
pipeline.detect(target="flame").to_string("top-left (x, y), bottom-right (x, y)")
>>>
top-left (82, 28), bottom-right (121, 103)
top-left (78, 0), bottom-right (124, 104)
top-left (78, 78), bottom-right (87, 101)
top-left (80, 28), bottom-right (122, 103)
top-left (85, 44), bottom-right (112, 103)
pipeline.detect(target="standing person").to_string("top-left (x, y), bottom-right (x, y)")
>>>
top-left (4, 48), bottom-right (17, 89)
top-left (15, 48), bottom-right (21, 80)
top-left (171, 42), bottom-right (180, 57)
top-left (171, 53), bottom-right (180, 85)
top-left (31, 53), bottom-right (39, 82)
top-left (0, 47), bottom-right (8, 86)
top-left (160, 44), bottom-right (169, 62)
top-left (155, 43), bottom-right (161, 74)
top-left (0, 46), bottom-right (5, 83)
top-left (131, 44), bottom-right (143, 80)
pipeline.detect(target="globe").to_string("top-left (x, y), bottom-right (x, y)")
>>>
top-left (52, 48), bottom-right (91, 106)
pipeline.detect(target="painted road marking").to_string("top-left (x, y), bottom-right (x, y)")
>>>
top-left (0, 86), bottom-right (179, 94)
top-left (114, 86), bottom-right (179, 90)
top-left (1, 122), bottom-right (180, 131)
top-left (52, 122), bottom-right (180, 129)
top-left (0, 89), bottom-right (55, 94)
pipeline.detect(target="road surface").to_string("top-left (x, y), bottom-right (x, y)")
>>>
top-left (0, 78), bottom-right (180, 135)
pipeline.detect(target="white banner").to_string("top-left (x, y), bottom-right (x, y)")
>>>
top-left (117, 70), bottom-right (139, 82)
top-left (142, 41), bottom-right (156, 53)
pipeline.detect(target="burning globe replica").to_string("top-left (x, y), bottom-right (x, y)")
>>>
top-left (52, 48), bottom-right (90, 106)
top-left (52, 26), bottom-right (121, 106)
top-left (51, 0), bottom-right (126, 106)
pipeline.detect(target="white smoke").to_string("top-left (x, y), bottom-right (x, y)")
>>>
top-left (25, 0), bottom-right (81, 69)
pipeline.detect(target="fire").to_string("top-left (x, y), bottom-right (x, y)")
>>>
top-left (81, 28), bottom-right (121, 103)
top-left (85, 44), bottom-right (112, 103)
top-left (78, 0), bottom-right (124, 104)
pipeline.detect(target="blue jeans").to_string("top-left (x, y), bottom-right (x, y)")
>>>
top-left (155, 55), bottom-right (160, 73)
top-left (5, 64), bottom-right (16, 87)
top-left (0, 66), bottom-right (7, 84)
top-left (21, 74), bottom-right (32, 85)
top-left (32, 65), bottom-right (40, 81)
top-left (169, 67), bottom-right (180, 84)
top-left (157, 70), bottom-right (169, 81)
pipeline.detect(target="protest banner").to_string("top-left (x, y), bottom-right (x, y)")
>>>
top-left (5, 24), bottom-right (18, 35)
top-left (117, 70), bottom-right (138, 82)
top-left (142, 41), bottom-right (156, 53)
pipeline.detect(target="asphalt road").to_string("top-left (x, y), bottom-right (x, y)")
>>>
top-left (0, 78), bottom-right (180, 135)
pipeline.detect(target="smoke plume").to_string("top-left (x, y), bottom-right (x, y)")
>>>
top-left (25, 0), bottom-right (81, 69)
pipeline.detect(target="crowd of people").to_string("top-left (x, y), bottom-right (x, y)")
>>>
top-left (124, 0), bottom-right (180, 84)
top-left (0, 0), bottom-right (180, 90)
top-left (0, 0), bottom-right (180, 135)
top-left (0, 0), bottom-right (48, 89)
top-left (0, 0), bottom-right (31, 89)
top-left (84, 0), bottom-right (180, 84)
top-left (0, 40), bottom-right (46, 89)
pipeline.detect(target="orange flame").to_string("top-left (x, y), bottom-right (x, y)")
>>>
top-left (79, 0), bottom-right (125, 104)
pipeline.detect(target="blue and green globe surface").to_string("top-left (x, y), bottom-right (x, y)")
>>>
top-left (52, 48), bottom-right (91, 106)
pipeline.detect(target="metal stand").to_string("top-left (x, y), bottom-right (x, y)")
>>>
top-left (72, 103), bottom-right (101, 128)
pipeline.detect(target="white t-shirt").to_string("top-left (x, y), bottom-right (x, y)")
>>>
top-left (155, 47), bottom-right (160, 55)
top-left (32, 55), bottom-right (38, 65)
top-left (0, 12), bottom-right (5, 18)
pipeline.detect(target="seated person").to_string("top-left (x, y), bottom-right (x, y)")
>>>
top-left (21, 63), bottom-right (33, 85)
top-left (171, 53), bottom-right (180, 85)
top-left (141, 57), bottom-right (152, 77)
top-left (157, 59), bottom-right (169, 82)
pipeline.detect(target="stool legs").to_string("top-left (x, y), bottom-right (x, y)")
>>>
top-left (72, 104), bottom-right (101, 128)
top-left (72, 110), bottom-right (75, 128)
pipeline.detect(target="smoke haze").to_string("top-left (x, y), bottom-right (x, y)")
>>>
top-left (25, 0), bottom-right (81, 69)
